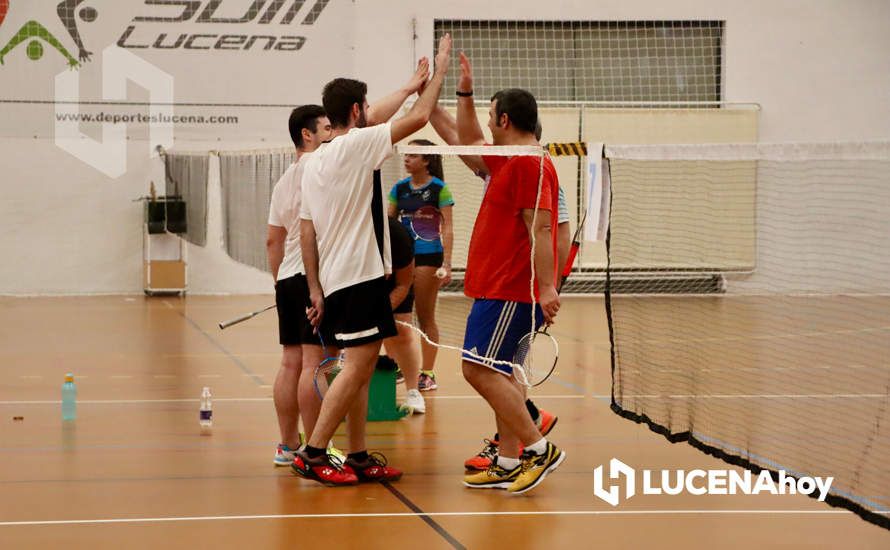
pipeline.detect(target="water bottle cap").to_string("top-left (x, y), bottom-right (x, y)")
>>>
top-left (64, 373), bottom-right (74, 383)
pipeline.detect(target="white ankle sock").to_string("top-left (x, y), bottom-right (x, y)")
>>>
top-left (497, 456), bottom-right (521, 469)
top-left (526, 437), bottom-right (547, 455)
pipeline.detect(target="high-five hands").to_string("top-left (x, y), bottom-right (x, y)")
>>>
top-left (458, 51), bottom-right (473, 93)
top-left (404, 57), bottom-right (430, 95)
top-left (434, 33), bottom-right (453, 75)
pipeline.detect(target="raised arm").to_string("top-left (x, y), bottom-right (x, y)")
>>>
top-left (429, 105), bottom-right (458, 145)
top-left (429, 104), bottom-right (488, 178)
top-left (456, 52), bottom-right (485, 146)
top-left (390, 34), bottom-right (452, 144)
top-left (367, 58), bottom-right (429, 126)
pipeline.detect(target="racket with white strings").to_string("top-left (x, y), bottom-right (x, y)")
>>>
top-left (407, 205), bottom-right (450, 279)
top-left (512, 324), bottom-right (559, 387)
top-left (407, 205), bottom-right (442, 242)
top-left (512, 200), bottom-right (588, 387)
top-left (313, 332), bottom-right (342, 399)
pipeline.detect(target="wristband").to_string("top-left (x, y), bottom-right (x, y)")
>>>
top-left (456, 90), bottom-right (473, 97)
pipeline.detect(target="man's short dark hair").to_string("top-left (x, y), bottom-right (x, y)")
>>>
top-left (288, 104), bottom-right (326, 149)
top-left (322, 78), bottom-right (368, 128)
top-left (490, 88), bottom-right (538, 134)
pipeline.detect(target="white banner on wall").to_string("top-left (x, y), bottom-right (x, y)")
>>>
top-left (0, 0), bottom-right (354, 145)
top-left (0, 1), bottom-right (358, 295)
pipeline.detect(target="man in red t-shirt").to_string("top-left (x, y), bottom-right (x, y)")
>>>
top-left (456, 52), bottom-right (565, 494)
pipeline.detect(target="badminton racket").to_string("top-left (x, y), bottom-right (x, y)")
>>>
top-left (512, 201), bottom-right (588, 386)
top-left (313, 332), bottom-right (342, 399)
top-left (407, 205), bottom-right (442, 242)
top-left (218, 304), bottom-right (276, 329)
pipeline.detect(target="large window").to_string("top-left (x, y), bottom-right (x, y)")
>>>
top-left (435, 20), bottom-right (723, 103)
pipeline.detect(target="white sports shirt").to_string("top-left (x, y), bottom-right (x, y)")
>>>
top-left (268, 155), bottom-right (309, 281)
top-left (300, 122), bottom-right (394, 296)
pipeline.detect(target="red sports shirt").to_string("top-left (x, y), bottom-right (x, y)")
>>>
top-left (464, 154), bottom-right (559, 302)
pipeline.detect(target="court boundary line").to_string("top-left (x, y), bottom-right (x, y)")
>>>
top-left (163, 301), bottom-right (265, 386)
top-left (382, 481), bottom-right (466, 550)
top-left (0, 395), bottom-right (585, 405)
top-left (5, 392), bottom-right (889, 405)
top-left (2, 509), bottom-right (886, 527)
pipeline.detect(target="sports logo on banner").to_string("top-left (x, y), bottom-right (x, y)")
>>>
top-left (0, 1), bottom-right (344, 176)
top-left (117, 0), bottom-right (331, 53)
top-left (0, 1), bottom-right (332, 67)
top-left (0, 0), bottom-right (98, 68)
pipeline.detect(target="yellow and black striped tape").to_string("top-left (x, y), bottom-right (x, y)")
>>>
top-left (545, 142), bottom-right (588, 157)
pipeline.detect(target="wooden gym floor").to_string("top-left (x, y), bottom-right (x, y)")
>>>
top-left (0, 295), bottom-right (887, 549)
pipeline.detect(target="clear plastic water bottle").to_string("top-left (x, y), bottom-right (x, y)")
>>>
top-left (199, 387), bottom-right (212, 433)
top-left (62, 373), bottom-right (77, 421)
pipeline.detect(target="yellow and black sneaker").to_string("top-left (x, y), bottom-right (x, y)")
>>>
top-left (507, 442), bottom-right (565, 494)
top-left (463, 461), bottom-right (521, 489)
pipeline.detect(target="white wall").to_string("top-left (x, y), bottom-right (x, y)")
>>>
top-left (0, 0), bottom-right (352, 295)
top-left (356, 0), bottom-right (890, 142)
top-left (1, 0), bottom-right (888, 295)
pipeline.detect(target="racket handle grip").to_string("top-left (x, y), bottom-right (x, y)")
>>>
top-left (219, 313), bottom-right (253, 330)
top-left (562, 242), bottom-right (580, 277)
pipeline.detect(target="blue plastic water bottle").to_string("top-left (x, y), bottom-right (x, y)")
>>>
top-left (62, 373), bottom-right (77, 421)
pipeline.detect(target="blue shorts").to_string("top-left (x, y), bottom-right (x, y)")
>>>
top-left (462, 299), bottom-right (544, 375)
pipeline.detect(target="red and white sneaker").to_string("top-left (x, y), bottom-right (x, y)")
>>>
top-left (345, 452), bottom-right (403, 482)
top-left (291, 450), bottom-right (358, 486)
top-left (464, 439), bottom-right (499, 471)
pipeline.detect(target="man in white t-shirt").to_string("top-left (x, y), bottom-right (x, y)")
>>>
top-left (266, 105), bottom-right (331, 467)
top-left (266, 59), bottom-right (432, 468)
top-left (292, 33), bottom-right (453, 486)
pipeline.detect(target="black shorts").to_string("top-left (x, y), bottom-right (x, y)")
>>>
top-left (393, 288), bottom-right (414, 315)
top-left (415, 252), bottom-right (443, 268)
top-left (275, 274), bottom-right (320, 346)
top-left (323, 277), bottom-right (397, 348)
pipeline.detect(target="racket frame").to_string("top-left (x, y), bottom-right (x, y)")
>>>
top-left (313, 333), bottom-right (342, 398)
top-left (406, 205), bottom-right (443, 242)
top-left (512, 326), bottom-right (560, 387)
top-left (218, 304), bottom-right (276, 329)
